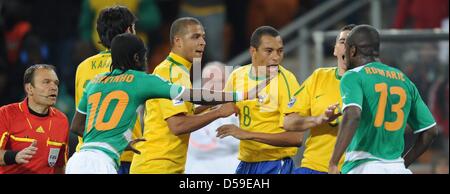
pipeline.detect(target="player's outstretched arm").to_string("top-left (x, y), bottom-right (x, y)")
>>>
top-left (181, 77), bottom-right (274, 105)
top-left (403, 126), bottom-right (438, 167)
top-left (167, 103), bottom-right (240, 136)
top-left (0, 141), bottom-right (38, 165)
top-left (70, 111), bottom-right (86, 137)
top-left (216, 124), bottom-right (303, 147)
top-left (284, 103), bottom-right (341, 131)
top-left (329, 106), bottom-right (361, 174)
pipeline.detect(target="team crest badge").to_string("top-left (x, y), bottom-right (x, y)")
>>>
top-left (288, 97), bottom-right (297, 108)
top-left (258, 94), bottom-right (267, 104)
top-left (172, 99), bottom-right (184, 106)
top-left (48, 148), bottom-right (60, 167)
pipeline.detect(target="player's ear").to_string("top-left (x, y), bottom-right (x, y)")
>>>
top-left (174, 35), bottom-right (182, 48)
top-left (249, 46), bottom-right (257, 57)
top-left (133, 53), bottom-right (140, 64)
top-left (127, 24), bottom-right (136, 35)
top-left (25, 83), bottom-right (32, 96)
top-left (350, 45), bottom-right (357, 57)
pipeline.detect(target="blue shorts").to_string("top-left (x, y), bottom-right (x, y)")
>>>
top-left (117, 162), bottom-right (131, 174)
top-left (293, 167), bottom-right (327, 174)
top-left (235, 158), bottom-right (295, 174)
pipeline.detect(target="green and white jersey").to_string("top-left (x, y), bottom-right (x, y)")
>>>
top-left (77, 69), bottom-right (184, 167)
top-left (340, 62), bottom-right (436, 173)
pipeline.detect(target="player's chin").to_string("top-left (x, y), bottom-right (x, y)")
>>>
top-left (46, 97), bottom-right (57, 106)
top-left (193, 50), bottom-right (203, 57)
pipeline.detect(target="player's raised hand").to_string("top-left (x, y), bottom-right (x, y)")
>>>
top-left (16, 140), bottom-right (38, 164)
top-left (216, 103), bottom-right (240, 117)
top-left (216, 124), bottom-right (250, 140)
top-left (125, 138), bottom-right (146, 155)
top-left (324, 103), bottom-right (342, 123)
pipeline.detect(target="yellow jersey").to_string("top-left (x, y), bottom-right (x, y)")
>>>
top-left (224, 64), bottom-right (300, 162)
top-left (74, 50), bottom-right (142, 162)
top-left (130, 52), bottom-right (194, 174)
top-left (291, 67), bottom-right (345, 172)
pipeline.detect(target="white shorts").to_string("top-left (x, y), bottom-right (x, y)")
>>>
top-left (347, 160), bottom-right (412, 174)
top-left (66, 149), bottom-right (117, 174)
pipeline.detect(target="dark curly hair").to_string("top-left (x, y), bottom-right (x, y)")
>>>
top-left (96, 5), bottom-right (137, 48)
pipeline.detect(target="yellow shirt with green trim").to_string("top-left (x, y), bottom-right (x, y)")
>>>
top-left (130, 52), bottom-right (194, 174)
top-left (289, 67), bottom-right (345, 172)
top-left (74, 50), bottom-right (142, 162)
top-left (224, 64), bottom-right (300, 162)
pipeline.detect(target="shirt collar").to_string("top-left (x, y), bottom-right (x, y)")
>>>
top-left (19, 98), bottom-right (53, 117)
top-left (167, 52), bottom-right (192, 71)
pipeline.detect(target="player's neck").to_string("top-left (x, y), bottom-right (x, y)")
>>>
top-left (27, 98), bottom-right (49, 116)
top-left (337, 66), bottom-right (346, 76)
top-left (171, 49), bottom-right (192, 63)
top-left (250, 64), bottom-right (268, 79)
top-left (356, 57), bottom-right (378, 67)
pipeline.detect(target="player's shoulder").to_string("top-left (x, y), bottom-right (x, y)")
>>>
top-left (278, 65), bottom-right (298, 81)
top-left (153, 59), bottom-right (172, 76)
top-left (77, 53), bottom-right (107, 68)
top-left (50, 107), bottom-right (69, 123)
top-left (312, 67), bottom-right (337, 76)
top-left (231, 64), bottom-right (250, 75)
top-left (129, 70), bottom-right (168, 82)
top-left (342, 67), bottom-right (363, 81)
top-left (128, 69), bottom-right (147, 77)
top-left (0, 102), bottom-right (21, 115)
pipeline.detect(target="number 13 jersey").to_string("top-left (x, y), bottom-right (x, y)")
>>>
top-left (340, 62), bottom-right (436, 173)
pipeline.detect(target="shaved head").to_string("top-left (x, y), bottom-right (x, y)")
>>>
top-left (346, 25), bottom-right (380, 57)
top-left (170, 17), bottom-right (203, 46)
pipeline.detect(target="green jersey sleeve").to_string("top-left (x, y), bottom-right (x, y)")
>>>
top-left (340, 71), bottom-right (363, 111)
top-left (139, 74), bottom-right (184, 100)
top-left (407, 80), bottom-right (436, 134)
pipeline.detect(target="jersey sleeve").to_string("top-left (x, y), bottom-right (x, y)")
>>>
top-left (340, 71), bottom-right (363, 111)
top-left (223, 70), bottom-right (236, 92)
top-left (77, 88), bottom-right (88, 115)
top-left (139, 74), bottom-right (185, 101)
top-left (289, 71), bottom-right (315, 117)
top-left (407, 81), bottom-right (436, 134)
top-left (151, 70), bottom-right (190, 120)
top-left (0, 106), bottom-right (10, 149)
top-left (55, 115), bottom-right (69, 167)
top-left (279, 71), bottom-right (301, 127)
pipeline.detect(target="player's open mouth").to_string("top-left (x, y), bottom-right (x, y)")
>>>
top-left (195, 50), bottom-right (203, 54)
top-left (48, 94), bottom-right (57, 99)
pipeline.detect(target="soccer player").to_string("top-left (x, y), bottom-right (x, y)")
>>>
top-left (67, 33), bottom-right (264, 174)
top-left (282, 25), bottom-right (355, 174)
top-left (329, 25), bottom-right (439, 174)
top-left (214, 26), bottom-right (306, 174)
top-left (130, 17), bottom-right (274, 174)
top-left (0, 64), bottom-right (69, 174)
top-left (74, 5), bottom-right (142, 174)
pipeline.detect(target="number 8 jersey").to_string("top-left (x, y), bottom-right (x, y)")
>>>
top-left (340, 62), bottom-right (436, 174)
top-left (77, 69), bottom-right (184, 167)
